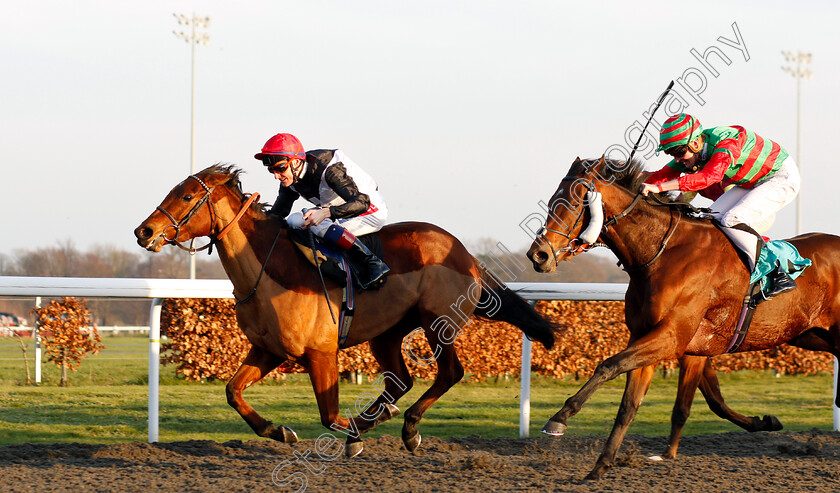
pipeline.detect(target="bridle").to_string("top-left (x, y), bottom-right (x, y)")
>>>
top-left (155, 175), bottom-right (260, 254)
top-left (535, 174), bottom-right (681, 272)
top-left (534, 176), bottom-right (603, 266)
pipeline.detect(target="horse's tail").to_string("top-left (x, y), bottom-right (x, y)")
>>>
top-left (472, 259), bottom-right (558, 350)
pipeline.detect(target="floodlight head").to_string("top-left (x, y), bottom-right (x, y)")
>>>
top-left (173, 13), bottom-right (191, 26)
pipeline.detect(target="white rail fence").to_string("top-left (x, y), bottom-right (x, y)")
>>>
top-left (0, 276), bottom-right (837, 442)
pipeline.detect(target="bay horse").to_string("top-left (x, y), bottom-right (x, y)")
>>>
top-left (134, 164), bottom-right (557, 456)
top-left (526, 156), bottom-right (840, 480)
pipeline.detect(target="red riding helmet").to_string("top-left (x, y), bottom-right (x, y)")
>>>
top-left (254, 133), bottom-right (306, 162)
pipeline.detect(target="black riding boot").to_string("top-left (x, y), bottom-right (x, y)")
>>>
top-left (763, 262), bottom-right (796, 299)
top-left (347, 239), bottom-right (390, 290)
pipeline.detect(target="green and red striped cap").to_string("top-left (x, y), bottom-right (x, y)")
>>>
top-left (658, 113), bottom-right (703, 151)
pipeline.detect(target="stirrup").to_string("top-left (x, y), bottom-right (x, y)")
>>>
top-left (752, 272), bottom-right (796, 305)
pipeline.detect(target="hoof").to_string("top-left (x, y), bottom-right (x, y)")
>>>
top-left (584, 463), bottom-right (608, 481)
top-left (403, 431), bottom-right (422, 452)
top-left (279, 426), bottom-right (299, 443)
top-left (265, 424), bottom-right (299, 443)
top-left (383, 403), bottom-right (400, 420)
top-left (541, 420), bottom-right (567, 436)
top-left (345, 440), bottom-right (364, 458)
top-left (762, 414), bottom-right (783, 432)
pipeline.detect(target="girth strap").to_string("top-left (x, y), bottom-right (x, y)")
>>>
top-left (725, 280), bottom-right (762, 353)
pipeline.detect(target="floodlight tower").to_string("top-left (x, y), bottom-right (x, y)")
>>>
top-left (781, 51), bottom-right (813, 236)
top-left (173, 13), bottom-right (211, 279)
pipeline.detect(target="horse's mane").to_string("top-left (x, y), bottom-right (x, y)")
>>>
top-left (572, 157), bottom-right (704, 214)
top-left (199, 164), bottom-right (273, 217)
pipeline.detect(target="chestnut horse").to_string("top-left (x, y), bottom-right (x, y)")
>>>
top-left (527, 157), bottom-right (840, 480)
top-left (134, 164), bottom-right (557, 456)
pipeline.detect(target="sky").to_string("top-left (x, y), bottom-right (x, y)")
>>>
top-left (2, 0), bottom-right (838, 259)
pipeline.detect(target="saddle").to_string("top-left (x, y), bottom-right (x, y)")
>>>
top-left (288, 228), bottom-right (386, 289)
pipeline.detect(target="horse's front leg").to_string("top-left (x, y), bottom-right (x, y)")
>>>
top-left (305, 348), bottom-right (369, 458)
top-left (542, 329), bottom-right (676, 437)
top-left (586, 364), bottom-right (656, 480)
top-left (340, 328), bottom-right (416, 457)
top-left (226, 345), bottom-right (298, 443)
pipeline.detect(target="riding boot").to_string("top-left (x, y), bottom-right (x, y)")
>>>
top-left (763, 262), bottom-right (797, 299)
top-left (346, 239), bottom-right (391, 289)
top-left (324, 224), bottom-right (390, 289)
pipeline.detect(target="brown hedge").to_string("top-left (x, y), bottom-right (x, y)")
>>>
top-left (161, 298), bottom-right (834, 382)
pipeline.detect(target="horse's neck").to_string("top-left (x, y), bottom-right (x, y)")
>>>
top-left (213, 211), bottom-right (292, 298)
top-left (601, 188), bottom-right (678, 271)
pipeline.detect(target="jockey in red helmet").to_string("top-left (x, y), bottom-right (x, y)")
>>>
top-left (255, 133), bottom-right (390, 289)
top-left (641, 113), bottom-right (801, 300)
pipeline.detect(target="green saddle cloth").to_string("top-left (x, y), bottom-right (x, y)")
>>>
top-left (750, 240), bottom-right (812, 288)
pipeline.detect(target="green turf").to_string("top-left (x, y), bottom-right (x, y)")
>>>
top-left (0, 336), bottom-right (836, 444)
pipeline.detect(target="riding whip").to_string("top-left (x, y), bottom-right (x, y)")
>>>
top-left (308, 230), bottom-right (337, 325)
top-left (626, 80), bottom-right (674, 166)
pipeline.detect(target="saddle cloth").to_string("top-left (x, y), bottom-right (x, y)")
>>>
top-left (288, 228), bottom-right (385, 289)
top-left (750, 239), bottom-right (812, 289)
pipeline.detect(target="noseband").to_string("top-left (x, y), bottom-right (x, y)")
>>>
top-left (155, 175), bottom-right (260, 254)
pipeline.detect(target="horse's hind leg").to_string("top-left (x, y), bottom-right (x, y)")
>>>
top-left (401, 311), bottom-right (465, 453)
top-left (660, 355), bottom-right (706, 460)
top-left (661, 355), bottom-right (781, 460)
top-left (697, 356), bottom-right (782, 432)
top-left (343, 323), bottom-right (415, 458)
top-left (226, 345), bottom-right (297, 443)
top-left (787, 327), bottom-right (840, 406)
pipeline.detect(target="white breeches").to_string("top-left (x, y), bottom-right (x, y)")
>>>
top-left (286, 190), bottom-right (388, 237)
top-left (710, 157), bottom-right (800, 234)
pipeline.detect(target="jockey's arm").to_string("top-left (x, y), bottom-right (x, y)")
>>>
top-left (678, 151), bottom-right (730, 191)
top-left (640, 164), bottom-right (681, 196)
top-left (323, 163), bottom-right (371, 219)
top-left (269, 186), bottom-right (299, 219)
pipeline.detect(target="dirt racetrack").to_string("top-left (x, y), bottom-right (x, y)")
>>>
top-left (2, 430), bottom-right (840, 492)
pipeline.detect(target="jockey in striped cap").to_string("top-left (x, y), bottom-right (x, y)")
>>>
top-left (641, 113), bottom-right (801, 300)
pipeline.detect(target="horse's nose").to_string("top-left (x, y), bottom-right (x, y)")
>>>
top-left (532, 250), bottom-right (549, 264)
top-left (134, 225), bottom-right (152, 241)
top-left (527, 245), bottom-right (552, 272)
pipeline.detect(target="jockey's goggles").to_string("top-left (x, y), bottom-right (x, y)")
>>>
top-left (263, 157), bottom-right (290, 173)
top-left (664, 144), bottom-right (690, 157)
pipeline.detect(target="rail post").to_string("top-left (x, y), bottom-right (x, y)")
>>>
top-left (149, 298), bottom-right (163, 443)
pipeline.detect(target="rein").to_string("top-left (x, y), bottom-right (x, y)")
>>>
top-left (234, 226), bottom-right (283, 305)
top-left (619, 205), bottom-right (681, 273)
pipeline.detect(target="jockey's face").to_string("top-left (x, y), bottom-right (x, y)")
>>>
top-left (671, 148), bottom-right (699, 169)
top-left (271, 159), bottom-right (301, 187)
top-left (666, 137), bottom-right (702, 171)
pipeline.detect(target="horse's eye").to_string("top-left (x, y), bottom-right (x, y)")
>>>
top-left (183, 194), bottom-right (193, 201)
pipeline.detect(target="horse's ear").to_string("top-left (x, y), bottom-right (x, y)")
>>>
top-left (598, 154), bottom-right (606, 165)
top-left (573, 156), bottom-right (581, 164)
